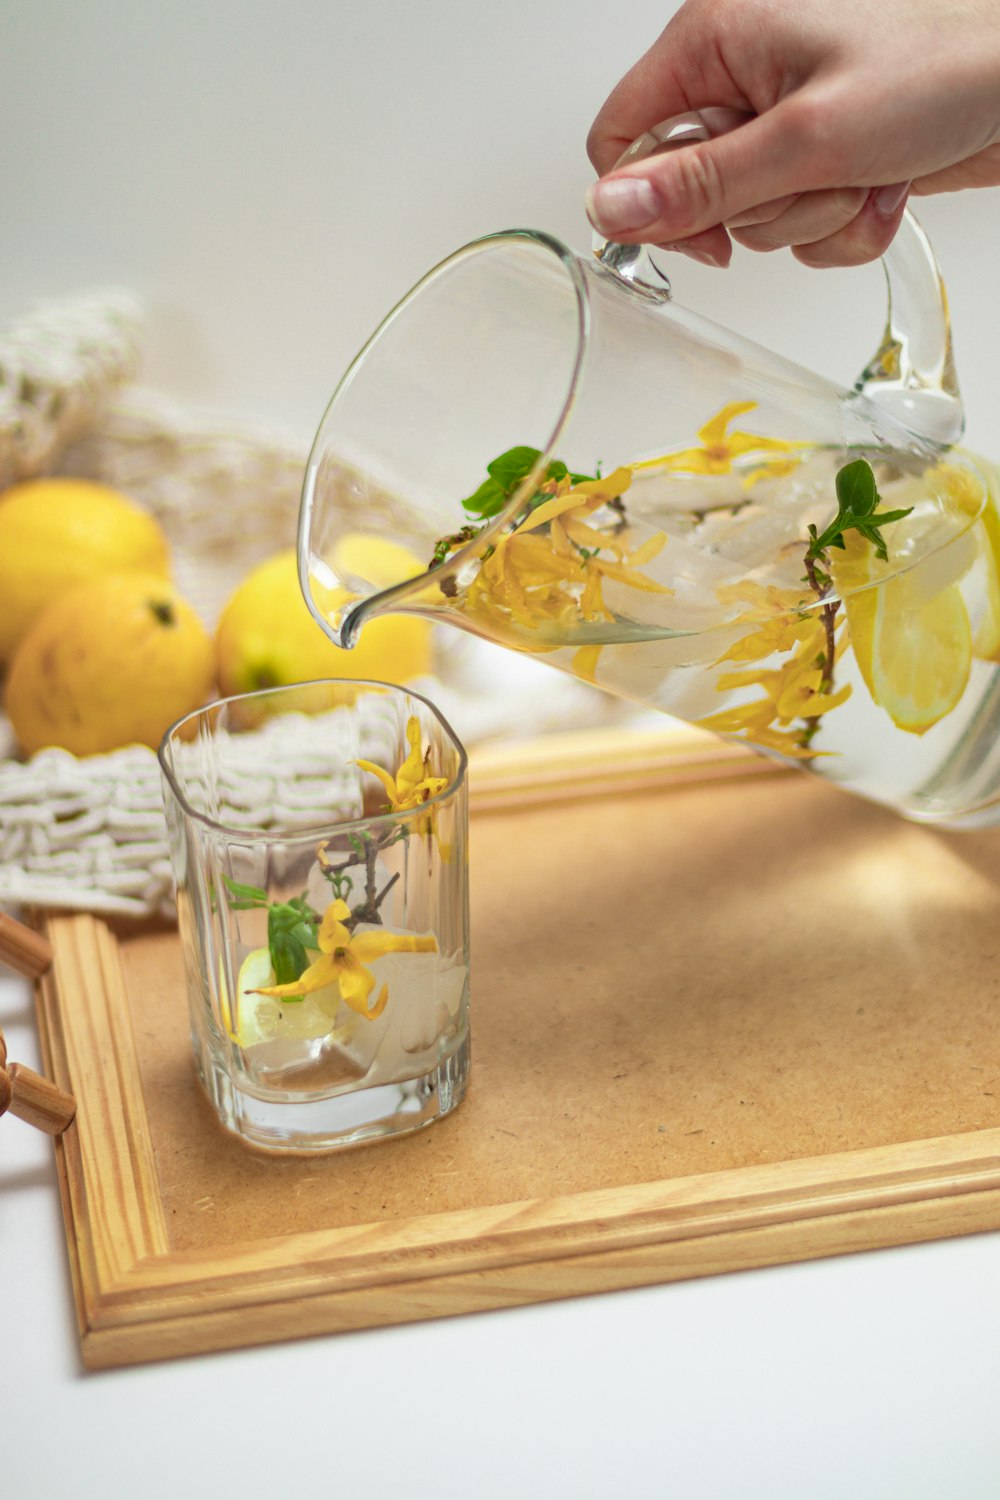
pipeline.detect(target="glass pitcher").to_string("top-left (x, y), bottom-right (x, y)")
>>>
top-left (299, 113), bottom-right (1000, 829)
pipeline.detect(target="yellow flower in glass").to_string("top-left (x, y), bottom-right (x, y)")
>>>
top-left (355, 715), bottom-right (448, 810)
top-left (699, 573), bottom-right (851, 758)
top-left (515, 467), bottom-right (633, 536)
top-left (712, 581), bottom-right (818, 663)
top-left (463, 467), bottom-right (670, 643)
top-left (253, 897), bottom-right (437, 1020)
top-left (517, 470), bottom-right (668, 589)
top-left (465, 529), bottom-right (592, 635)
top-left (631, 400), bottom-right (804, 483)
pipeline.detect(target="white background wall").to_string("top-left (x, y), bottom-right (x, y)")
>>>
top-left (3, 0), bottom-right (998, 451)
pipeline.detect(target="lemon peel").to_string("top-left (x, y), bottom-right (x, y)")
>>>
top-left (5, 571), bottom-right (213, 756)
top-left (215, 548), bottom-right (432, 695)
top-left (0, 477), bottom-right (170, 664)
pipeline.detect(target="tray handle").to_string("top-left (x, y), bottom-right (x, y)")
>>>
top-left (0, 914), bottom-right (76, 1135)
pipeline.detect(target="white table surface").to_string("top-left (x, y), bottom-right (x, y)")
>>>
top-left (5, 962), bottom-right (1000, 1500)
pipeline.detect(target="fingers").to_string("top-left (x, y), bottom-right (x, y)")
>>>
top-left (729, 183), bottom-right (910, 267)
top-left (726, 194), bottom-right (801, 229)
top-left (585, 102), bottom-right (911, 272)
top-left (585, 100), bottom-right (838, 245)
top-left (730, 187), bottom-right (867, 251)
top-left (587, 176), bottom-right (910, 271)
top-left (911, 142), bottom-right (1000, 194)
top-left (791, 185), bottom-right (910, 268)
top-left (585, 0), bottom-right (766, 175)
top-left (586, 19), bottom-right (719, 175)
top-left (652, 225), bottom-right (733, 268)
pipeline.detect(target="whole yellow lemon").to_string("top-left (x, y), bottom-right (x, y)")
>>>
top-left (215, 546), bottom-right (432, 696)
top-left (0, 477), bottom-right (170, 665)
top-left (5, 572), bottom-right (214, 757)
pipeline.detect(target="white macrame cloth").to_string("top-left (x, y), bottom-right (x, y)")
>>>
top-left (0, 289), bottom-right (142, 489)
top-left (0, 291), bottom-right (636, 919)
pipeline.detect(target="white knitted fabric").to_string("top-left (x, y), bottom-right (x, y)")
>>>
top-left (52, 384), bottom-right (308, 624)
top-left (0, 290), bottom-right (142, 490)
top-left (0, 744), bottom-right (175, 917)
top-left (0, 703), bottom-right (399, 917)
top-left (0, 291), bottom-right (633, 919)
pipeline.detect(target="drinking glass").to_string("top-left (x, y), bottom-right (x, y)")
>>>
top-left (158, 679), bottom-right (469, 1152)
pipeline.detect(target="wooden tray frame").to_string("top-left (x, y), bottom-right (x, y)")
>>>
top-left (32, 725), bottom-right (1000, 1369)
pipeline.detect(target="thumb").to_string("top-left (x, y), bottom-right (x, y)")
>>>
top-left (586, 103), bottom-right (825, 242)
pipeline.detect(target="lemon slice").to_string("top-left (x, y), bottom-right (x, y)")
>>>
top-left (928, 456), bottom-right (1000, 662)
top-left (834, 534), bottom-right (972, 736)
top-left (967, 481), bottom-right (1000, 661)
top-left (869, 572), bottom-right (971, 734)
top-left (970, 529), bottom-right (1000, 662)
top-left (832, 532), bottom-right (889, 703)
top-left (229, 947), bottom-right (347, 1049)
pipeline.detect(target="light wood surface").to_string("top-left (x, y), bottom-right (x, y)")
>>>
top-left (2, 1061), bottom-right (77, 1134)
top-left (0, 909), bottom-right (53, 978)
top-left (0, 1017), bottom-right (76, 1136)
top-left (28, 723), bottom-right (1000, 1368)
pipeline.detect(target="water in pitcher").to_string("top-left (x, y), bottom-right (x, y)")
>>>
top-left (298, 216), bottom-right (1000, 831)
top-left (424, 409), bottom-right (1000, 828)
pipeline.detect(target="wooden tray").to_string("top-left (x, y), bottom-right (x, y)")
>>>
top-left (33, 724), bottom-right (1000, 1369)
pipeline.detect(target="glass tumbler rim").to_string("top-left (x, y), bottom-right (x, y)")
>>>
top-left (157, 676), bottom-right (468, 841)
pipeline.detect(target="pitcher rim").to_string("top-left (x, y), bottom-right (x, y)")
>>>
top-left (297, 228), bottom-right (591, 648)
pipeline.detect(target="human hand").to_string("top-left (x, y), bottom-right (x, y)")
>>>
top-left (586, 0), bottom-right (1000, 268)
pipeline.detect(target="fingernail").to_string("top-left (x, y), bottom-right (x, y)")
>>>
top-left (585, 176), bottom-right (664, 234)
top-left (873, 182), bottom-right (910, 218)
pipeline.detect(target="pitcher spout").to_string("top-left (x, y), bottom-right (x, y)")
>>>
top-left (298, 535), bottom-right (447, 652)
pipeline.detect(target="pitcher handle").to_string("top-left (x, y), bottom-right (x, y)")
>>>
top-left (857, 211), bottom-right (963, 446)
top-left (593, 110), bottom-right (964, 448)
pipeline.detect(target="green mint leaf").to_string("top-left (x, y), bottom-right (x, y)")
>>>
top-left (487, 446), bottom-right (543, 486)
top-left (222, 876), bottom-right (270, 907)
top-left (869, 506), bottom-right (915, 526)
top-left (287, 894), bottom-right (321, 923)
top-left (836, 458), bottom-right (878, 518)
top-left (265, 906), bottom-right (318, 954)
top-left (461, 476), bottom-right (507, 517)
top-left (267, 905), bottom-right (298, 933)
top-left (287, 920), bottom-right (318, 948)
top-left (272, 941), bottom-right (305, 987)
top-left (807, 459), bottom-right (911, 564)
top-left (851, 522), bottom-right (886, 560)
top-left (461, 447), bottom-right (542, 516)
top-left (460, 446), bottom-right (597, 519)
top-left (555, 460), bottom-right (599, 486)
top-left (268, 920), bottom-right (308, 985)
top-left (807, 518), bottom-right (844, 557)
